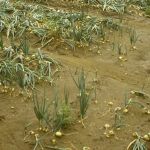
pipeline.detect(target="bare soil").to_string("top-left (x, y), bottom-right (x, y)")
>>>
top-left (0, 1), bottom-right (150, 150)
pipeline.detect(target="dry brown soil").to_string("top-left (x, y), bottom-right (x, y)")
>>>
top-left (0, 1), bottom-right (150, 150)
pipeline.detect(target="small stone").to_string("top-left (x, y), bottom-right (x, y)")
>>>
top-left (83, 147), bottom-right (90, 150)
top-left (108, 102), bottom-right (113, 106)
top-left (51, 139), bottom-right (56, 145)
top-left (109, 130), bottom-right (115, 136)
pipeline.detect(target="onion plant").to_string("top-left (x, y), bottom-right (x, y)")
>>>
top-left (72, 68), bottom-right (90, 120)
top-left (52, 87), bottom-right (72, 131)
top-left (113, 110), bottom-right (124, 128)
top-left (129, 27), bottom-right (138, 46)
top-left (127, 135), bottom-right (148, 150)
top-left (124, 97), bottom-right (145, 109)
top-left (3, 46), bottom-right (14, 59)
top-left (0, 42), bottom-right (59, 88)
top-left (101, 0), bottom-right (126, 13)
top-left (0, 60), bottom-right (14, 85)
top-left (36, 49), bottom-right (59, 84)
top-left (32, 89), bottom-right (51, 127)
top-left (0, 0), bottom-right (121, 50)
top-left (20, 35), bottom-right (29, 56)
top-left (0, 33), bottom-right (4, 50)
top-left (81, 0), bottom-right (148, 14)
